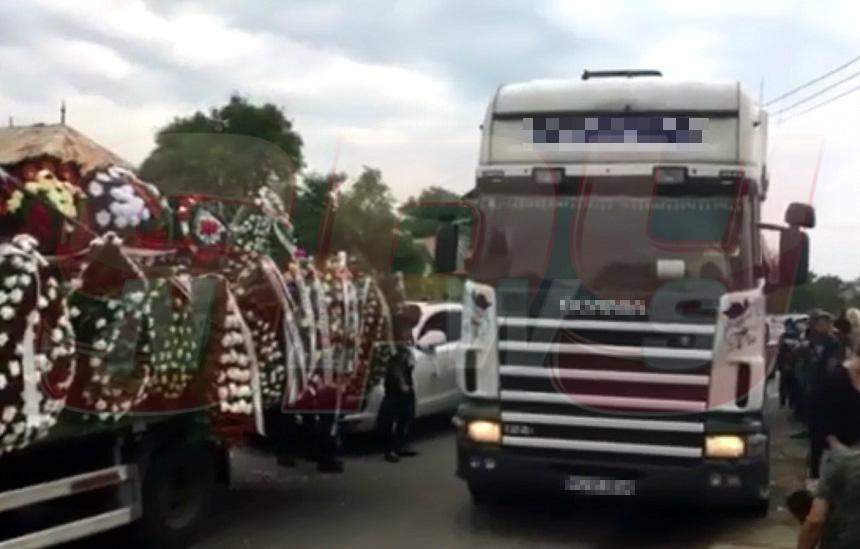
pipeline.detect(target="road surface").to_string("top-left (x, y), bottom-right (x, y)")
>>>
top-left (189, 384), bottom-right (808, 549)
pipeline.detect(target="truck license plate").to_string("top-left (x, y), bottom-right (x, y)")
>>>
top-left (563, 476), bottom-right (635, 495)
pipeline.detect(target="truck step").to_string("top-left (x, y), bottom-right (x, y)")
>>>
top-left (0, 465), bottom-right (140, 548)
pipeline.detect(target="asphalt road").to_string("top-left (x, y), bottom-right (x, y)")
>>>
top-left (191, 384), bottom-right (809, 549)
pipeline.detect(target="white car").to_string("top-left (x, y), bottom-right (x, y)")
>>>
top-left (342, 301), bottom-right (463, 433)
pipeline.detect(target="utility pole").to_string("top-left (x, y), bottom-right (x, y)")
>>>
top-left (60, 100), bottom-right (66, 124)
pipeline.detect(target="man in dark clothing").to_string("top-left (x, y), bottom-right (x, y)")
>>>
top-left (778, 318), bottom-right (800, 409)
top-left (378, 310), bottom-right (419, 463)
top-left (805, 309), bottom-right (844, 479)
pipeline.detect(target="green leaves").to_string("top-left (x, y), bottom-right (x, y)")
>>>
top-left (140, 95), bottom-right (304, 200)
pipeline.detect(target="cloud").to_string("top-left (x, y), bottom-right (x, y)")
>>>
top-left (1, 0), bottom-right (859, 277)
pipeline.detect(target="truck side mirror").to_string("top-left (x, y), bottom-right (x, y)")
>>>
top-left (779, 228), bottom-right (810, 287)
top-left (785, 202), bottom-right (815, 229)
top-left (435, 223), bottom-right (458, 273)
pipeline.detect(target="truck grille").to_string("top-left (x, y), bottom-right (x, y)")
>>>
top-left (498, 316), bottom-right (714, 461)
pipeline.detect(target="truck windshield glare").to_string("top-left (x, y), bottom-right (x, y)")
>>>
top-left (468, 178), bottom-right (754, 294)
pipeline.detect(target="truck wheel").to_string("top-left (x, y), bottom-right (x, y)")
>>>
top-left (138, 444), bottom-right (217, 548)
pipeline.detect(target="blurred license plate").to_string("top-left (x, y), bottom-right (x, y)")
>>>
top-left (563, 476), bottom-right (635, 495)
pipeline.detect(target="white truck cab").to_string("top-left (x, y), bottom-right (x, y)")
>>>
top-left (436, 70), bottom-right (814, 512)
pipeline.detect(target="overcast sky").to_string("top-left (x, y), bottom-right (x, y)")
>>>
top-left (1, 0), bottom-right (857, 278)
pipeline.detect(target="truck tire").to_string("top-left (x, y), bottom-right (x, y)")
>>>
top-left (137, 444), bottom-right (217, 548)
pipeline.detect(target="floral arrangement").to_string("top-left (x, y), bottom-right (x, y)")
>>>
top-left (142, 278), bottom-right (203, 400)
top-left (212, 287), bottom-right (255, 417)
top-left (0, 235), bottom-right (76, 455)
top-left (0, 163), bottom-right (85, 252)
top-left (64, 233), bottom-right (153, 421)
top-left (83, 165), bottom-right (169, 238)
top-left (0, 149), bottom-right (401, 453)
top-left (231, 187), bottom-right (296, 264)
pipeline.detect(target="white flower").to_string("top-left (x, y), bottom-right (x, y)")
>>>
top-left (8, 289), bottom-right (22, 304)
top-left (8, 361), bottom-right (20, 377)
top-left (95, 210), bottom-right (112, 227)
top-left (0, 374), bottom-right (5, 390)
top-left (37, 296), bottom-right (48, 309)
top-left (0, 333), bottom-right (7, 346)
top-left (114, 216), bottom-right (128, 229)
top-left (17, 274), bottom-right (30, 287)
top-left (88, 181), bottom-right (104, 197)
top-left (1, 406), bottom-right (15, 423)
top-left (70, 306), bottom-right (81, 318)
top-left (3, 276), bottom-right (15, 289)
top-left (110, 184), bottom-right (135, 200)
top-left (95, 318), bottom-right (106, 329)
top-left (93, 339), bottom-right (107, 351)
top-left (0, 307), bottom-right (13, 320)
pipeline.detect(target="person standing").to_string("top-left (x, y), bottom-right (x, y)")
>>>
top-left (805, 310), bottom-right (846, 481)
top-left (796, 338), bottom-right (860, 548)
top-left (778, 318), bottom-right (800, 409)
top-left (378, 310), bottom-right (419, 463)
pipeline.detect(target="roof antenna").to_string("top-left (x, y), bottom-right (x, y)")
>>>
top-left (60, 100), bottom-right (66, 125)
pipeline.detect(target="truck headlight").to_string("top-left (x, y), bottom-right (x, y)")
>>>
top-left (705, 435), bottom-right (746, 459)
top-left (467, 420), bottom-right (501, 444)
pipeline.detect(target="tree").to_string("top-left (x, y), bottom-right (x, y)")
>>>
top-left (331, 167), bottom-right (399, 270)
top-left (140, 95), bottom-right (303, 199)
top-left (789, 273), bottom-right (855, 314)
top-left (291, 172), bottom-right (345, 255)
top-left (400, 186), bottom-right (467, 238)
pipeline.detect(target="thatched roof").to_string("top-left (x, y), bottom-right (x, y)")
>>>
top-left (0, 124), bottom-right (132, 173)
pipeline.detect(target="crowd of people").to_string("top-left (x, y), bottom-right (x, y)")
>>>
top-left (775, 308), bottom-right (860, 548)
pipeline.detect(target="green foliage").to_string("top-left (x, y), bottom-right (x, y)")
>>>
top-left (400, 186), bottom-right (467, 238)
top-left (789, 273), bottom-right (860, 314)
top-left (330, 167), bottom-right (400, 271)
top-left (291, 167), bottom-right (432, 276)
top-left (290, 172), bottom-right (345, 255)
top-left (140, 95), bottom-right (303, 199)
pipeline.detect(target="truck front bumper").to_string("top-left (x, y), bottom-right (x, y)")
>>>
top-left (454, 401), bottom-right (769, 504)
top-left (457, 437), bottom-right (769, 503)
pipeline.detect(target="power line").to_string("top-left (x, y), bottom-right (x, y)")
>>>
top-left (765, 53), bottom-right (860, 106)
top-left (780, 81), bottom-right (860, 123)
top-left (772, 67), bottom-right (860, 116)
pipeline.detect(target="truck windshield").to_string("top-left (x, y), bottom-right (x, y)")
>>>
top-left (468, 176), bottom-right (755, 297)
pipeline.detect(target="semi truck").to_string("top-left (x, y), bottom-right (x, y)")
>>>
top-left (435, 70), bottom-right (814, 514)
top-left (0, 126), bottom-right (396, 547)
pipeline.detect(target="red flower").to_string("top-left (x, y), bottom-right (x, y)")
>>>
top-left (199, 218), bottom-right (221, 237)
top-left (23, 201), bottom-right (60, 251)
